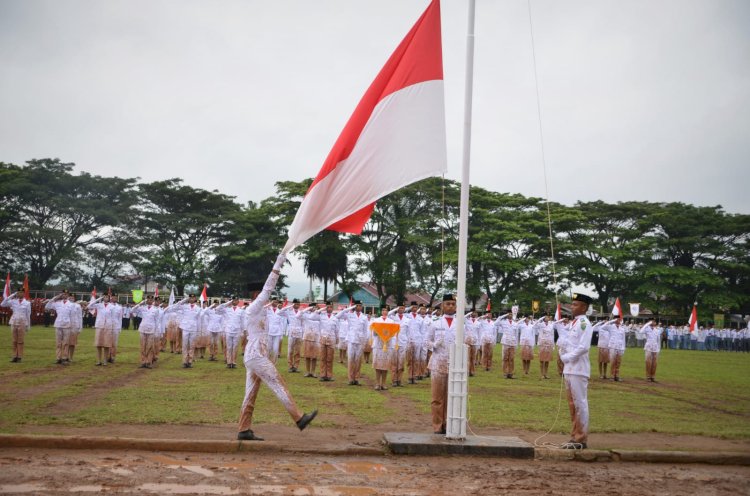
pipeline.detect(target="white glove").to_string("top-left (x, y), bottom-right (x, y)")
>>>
top-left (273, 253), bottom-right (286, 271)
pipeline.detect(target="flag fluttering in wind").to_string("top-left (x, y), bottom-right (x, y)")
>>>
top-left (282, 0), bottom-right (447, 254)
top-left (688, 303), bottom-right (698, 332)
top-left (554, 303), bottom-right (561, 321)
top-left (168, 286), bottom-right (176, 307)
top-left (154, 284), bottom-right (159, 299)
top-left (199, 283), bottom-right (208, 304)
top-left (612, 297), bottom-right (623, 318)
top-left (22, 274), bottom-right (30, 300)
top-left (486, 299), bottom-right (491, 312)
top-left (90, 287), bottom-right (97, 304)
top-left (2, 272), bottom-right (10, 300)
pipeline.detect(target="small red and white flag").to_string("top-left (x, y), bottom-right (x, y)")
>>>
top-left (282, 0), bottom-right (447, 253)
top-left (154, 284), bottom-right (159, 299)
top-left (688, 303), bottom-right (698, 332)
top-left (90, 287), bottom-right (97, 304)
top-left (486, 299), bottom-right (491, 313)
top-left (612, 297), bottom-right (623, 318)
top-left (199, 283), bottom-right (208, 304)
top-left (2, 272), bottom-right (10, 300)
top-left (554, 303), bottom-right (562, 321)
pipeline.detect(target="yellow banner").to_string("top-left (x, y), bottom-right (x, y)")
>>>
top-left (370, 322), bottom-right (401, 351)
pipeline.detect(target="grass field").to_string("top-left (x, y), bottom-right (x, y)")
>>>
top-left (0, 326), bottom-right (748, 438)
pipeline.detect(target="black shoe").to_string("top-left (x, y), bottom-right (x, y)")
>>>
top-left (561, 441), bottom-right (587, 449)
top-left (56, 359), bottom-right (63, 364)
top-left (348, 380), bottom-right (356, 385)
top-left (10, 357), bottom-right (17, 363)
top-left (433, 428), bottom-right (446, 435)
top-left (296, 410), bottom-right (318, 431)
top-left (354, 380), bottom-right (360, 386)
top-left (14, 357), bottom-right (21, 363)
top-left (319, 377), bottom-right (327, 382)
top-left (237, 430), bottom-right (264, 441)
top-left (182, 363), bottom-right (189, 368)
top-left (288, 368), bottom-right (295, 372)
top-left (408, 379), bottom-right (415, 384)
top-left (139, 364), bottom-right (147, 368)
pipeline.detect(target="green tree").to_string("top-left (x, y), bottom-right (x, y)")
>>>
top-left (0, 159), bottom-right (137, 288)
top-left (135, 179), bottom-right (239, 294)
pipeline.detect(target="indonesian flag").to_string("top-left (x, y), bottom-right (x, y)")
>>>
top-left (554, 303), bottom-right (561, 321)
top-left (688, 304), bottom-right (698, 332)
top-left (199, 283), bottom-right (208, 304)
top-left (90, 287), bottom-right (97, 304)
top-left (2, 272), bottom-right (10, 300)
top-left (23, 274), bottom-right (30, 300)
top-left (612, 297), bottom-right (623, 318)
top-left (486, 299), bottom-right (491, 313)
top-left (282, 0), bottom-right (447, 254)
top-left (154, 284), bottom-right (159, 299)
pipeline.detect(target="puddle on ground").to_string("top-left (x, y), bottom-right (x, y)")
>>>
top-left (68, 485), bottom-right (103, 492)
top-left (138, 483), bottom-right (238, 495)
top-left (329, 461), bottom-right (387, 475)
top-left (0, 483), bottom-right (46, 494)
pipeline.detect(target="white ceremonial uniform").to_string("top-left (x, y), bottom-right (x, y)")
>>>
top-left (46, 298), bottom-right (76, 362)
top-left (426, 314), bottom-right (456, 433)
top-left (265, 306), bottom-right (285, 363)
top-left (2, 295), bottom-right (31, 361)
top-left (317, 310), bottom-right (339, 380)
top-left (560, 315), bottom-right (593, 444)
top-left (337, 307), bottom-right (370, 383)
top-left (171, 300), bottom-right (202, 366)
top-left (217, 302), bottom-right (245, 367)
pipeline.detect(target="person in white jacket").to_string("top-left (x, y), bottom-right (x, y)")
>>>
top-left (518, 316), bottom-right (536, 375)
top-left (168, 293), bottom-right (202, 368)
top-left (426, 294), bottom-right (457, 434)
top-left (604, 317), bottom-right (626, 382)
top-left (371, 306), bottom-right (396, 391)
top-left (596, 319), bottom-right (611, 379)
top-left (67, 295), bottom-right (83, 362)
top-left (1, 290), bottom-right (31, 362)
top-left (216, 296), bottom-right (245, 369)
top-left (45, 291), bottom-right (77, 365)
top-left (133, 294), bottom-right (162, 368)
top-left (337, 300), bottom-right (370, 385)
top-left (560, 293), bottom-right (595, 449)
top-left (107, 300), bottom-right (123, 364)
top-left (88, 295), bottom-right (114, 366)
top-left (641, 320), bottom-right (661, 382)
top-left (498, 313), bottom-right (516, 379)
top-left (534, 315), bottom-right (555, 379)
top-left (316, 302), bottom-right (339, 382)
top-left (388, 303), bottom-right (410, 386)
top-left (279, 299), bottom-right (309, 373)
top-left (237, 254), bottom-right (317, 441)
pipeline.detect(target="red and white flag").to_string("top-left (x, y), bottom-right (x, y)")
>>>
top-left (486, 299), bottom-right (491, 313)
top-left (154, 284), bottom-right (159, 299)
top-left (2, 272), bottom-right (10, 300)
top-left (612, 297), bottom-right (623, 318)
top-left (688, 304), bottom-right (698, 332)
top-left (199, 283), bottom-right (208, 304)
top-left (90, 287), bottom-right (97, 304)
top-left (554, 303), bottom-right (562, 321)
top-left (282, 0), bottom-right (447, 253)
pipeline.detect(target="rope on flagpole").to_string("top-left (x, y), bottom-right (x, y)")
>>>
top-left (526, 0), bottom-right (573, 450)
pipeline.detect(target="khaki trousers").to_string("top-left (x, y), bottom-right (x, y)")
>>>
top-left (645, 351), bottom-right (658, 379)
top-left (238, 356), bottom-right (302, 432)
top-left (319, 343), bottom-right (335, 378)
top-left (55, 327), bottom-right (71, 360)
top-left (182, 331), bottom-right (196, 365)
top-left (430, 371), bottom-right (448, 433)
top-left (140, 333), bottom-right (155, 364)
top-left (481, 342), bottom-right (494, 369)
top-left (502, 345), bottom-right (516, 375)
top-left (287, 337), bottom-right (302, 369)
top-left (565, 374), bottom-right (589, 443)
top-left (12, 323), bottom-right (27, 358)
top-left (610, 349), bottom-right (623, 378)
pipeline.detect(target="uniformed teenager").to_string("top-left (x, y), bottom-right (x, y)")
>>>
top-left (426, 294), bottom-right (457, 434)
top-left (560, 293), bottom-right (594, 449)
top-left (237, 254), bottom-right (317, 441)
top-left (1, 290), bottom-right (31, 362)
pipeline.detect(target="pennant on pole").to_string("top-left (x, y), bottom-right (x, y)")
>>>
top-left (612, 297), bottom-right (623, 318)
top-left (486, 299), bottom-right (491, 313)
top-left (168, 286), bottom-right (176, 307)
top-left (282, 0), bottom-right (447, 254)
top-left (90, 287), bottom-right (97, 304)
top-left (688, 304), bottom-right (698, 332)
top-left (154, 283), bottom-right (159, 299)
top-left (554, 303), bottom-right (561, 321)
top-left (199, 283), bottom-right (208, 304)
top-left (22, 274), bottom-right (30, 300)
top-left (2, 272), bottom-right (10, 300)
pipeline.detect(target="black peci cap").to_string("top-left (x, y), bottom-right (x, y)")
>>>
top-left (442, 293), bottom-right (456, 302)
top-left (572, 293), bottom-right (593, 304)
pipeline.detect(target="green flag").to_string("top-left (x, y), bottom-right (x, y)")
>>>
top-left (132, 289), bottom-right (144, 304)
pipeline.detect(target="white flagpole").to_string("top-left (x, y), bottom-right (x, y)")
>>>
top-left (446, 0), bottom-right (476, 440)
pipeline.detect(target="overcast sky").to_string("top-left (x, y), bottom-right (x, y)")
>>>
top-left (1, 0), bottom-right (748, 296)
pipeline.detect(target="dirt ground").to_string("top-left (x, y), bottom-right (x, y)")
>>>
top-left (1, 447), bottom-right (749, 495)
top-left (17, 421), bottom-right (750, 454)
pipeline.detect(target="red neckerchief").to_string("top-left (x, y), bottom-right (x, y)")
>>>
top-left (445, 316), bottom-right (454, 327)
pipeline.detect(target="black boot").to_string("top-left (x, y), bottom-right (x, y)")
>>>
top-left (296, 410), bottom-right (318, 431)
top-left (237, 430), bottom-right (264, 441)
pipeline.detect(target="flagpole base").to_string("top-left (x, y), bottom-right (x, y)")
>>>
top-left (446, 343), bottom-right (468, 440)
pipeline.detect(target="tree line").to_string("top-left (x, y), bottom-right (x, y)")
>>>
top-left (1, 159), bottom-right (748, 320)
